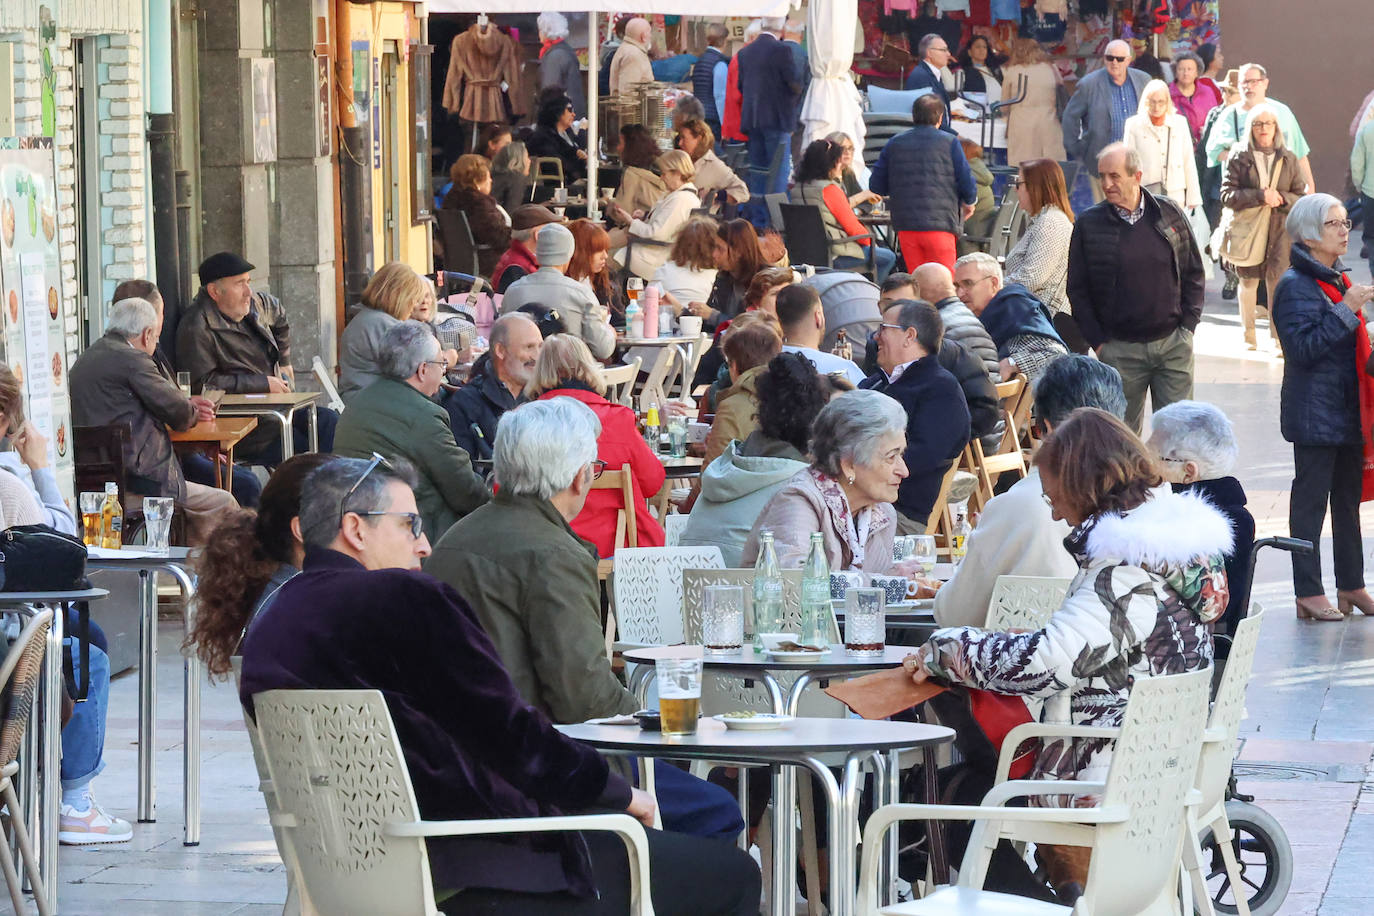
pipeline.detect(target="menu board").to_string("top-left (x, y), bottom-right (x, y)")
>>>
top-left (0, 137), bottom-right (74, 506)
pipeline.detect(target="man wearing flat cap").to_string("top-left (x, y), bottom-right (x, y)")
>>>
top-left (176, 251), bottom-right (337, 464)
top-left (489, 205), bottom-right (564, 294)
top-left (498, 223), bottom-right (616, 360)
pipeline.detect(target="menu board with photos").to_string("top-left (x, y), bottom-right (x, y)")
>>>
top-left (0, 137), bottom-right (75, 507)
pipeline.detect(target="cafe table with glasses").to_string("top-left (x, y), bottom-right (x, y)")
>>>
top-left (214, 390), bottom-right (323, 459)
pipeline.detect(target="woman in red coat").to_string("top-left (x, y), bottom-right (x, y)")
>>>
top-left (527, 335), bottom-right (666, 557)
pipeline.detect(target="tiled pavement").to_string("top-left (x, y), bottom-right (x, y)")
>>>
top-left (2, 263), bottom-right (1372, 913)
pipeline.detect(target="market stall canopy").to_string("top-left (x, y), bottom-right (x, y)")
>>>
top-left (426, 0), bottom-right (792, 13)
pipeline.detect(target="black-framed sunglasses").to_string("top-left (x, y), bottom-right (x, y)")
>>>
top-left (339, 452), bottom-right (422, 539)
top-left (591, 459), bottom-right (607, 480)
top-left (1104, 54), bottom-right (1128, 62)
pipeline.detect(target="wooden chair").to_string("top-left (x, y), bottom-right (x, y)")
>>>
top-left (779, 204), bottom-right (876, 278)
top-left (923, 461), bottom-right (961, 554)
top-left (593, 463), bottom-right (639, 654)
top-left (312, 355), bottom-right (345, 413)
top-left (636, 346), bottom-right (681, 409)
top-left (600, 357), bottom-right (642, 408)
top-left (0, 610), bottom-right (53, 916)
top-left (74, 423), bottom-right (148, 542)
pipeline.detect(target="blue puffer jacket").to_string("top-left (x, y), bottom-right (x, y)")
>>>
top-left (1272, 244), bottom-right (1365, 447)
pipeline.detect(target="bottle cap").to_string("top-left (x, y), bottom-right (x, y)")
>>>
top-left (105, 482), bottom-right (118, 495)
top-left (645, 407), bottom-right (660, 425)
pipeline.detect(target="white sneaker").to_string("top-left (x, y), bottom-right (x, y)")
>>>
top-left (59, 799), bottom-right (132, 845)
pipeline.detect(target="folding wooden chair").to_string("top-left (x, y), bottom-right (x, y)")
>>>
top-left (593, 464), bottom-right (639, 655)
top-left (923, 461), bottom-right (961, 555)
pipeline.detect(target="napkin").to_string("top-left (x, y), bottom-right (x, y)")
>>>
top-left (824, 666), bottom-right (947, 719)
top-left (584, 714), bottom-right (639, 726)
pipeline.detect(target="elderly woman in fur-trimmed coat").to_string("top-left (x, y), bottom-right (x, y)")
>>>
top-left (907, 408), bottom-right (1232, 900)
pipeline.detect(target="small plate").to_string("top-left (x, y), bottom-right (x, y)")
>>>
top-left (713, 713), bottom-right (795, 731)
top-left (767, 648), bottom-right (829, 661)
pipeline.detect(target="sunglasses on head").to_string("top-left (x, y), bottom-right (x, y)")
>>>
top-left (340, 453), bottom-right (425, 540)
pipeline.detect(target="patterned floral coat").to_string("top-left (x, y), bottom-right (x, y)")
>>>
top-left (919, 486), bottom-right (1232, 805)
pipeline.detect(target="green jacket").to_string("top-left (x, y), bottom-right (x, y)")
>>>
top-left (1353, 120), bottom-right (1374, 199)
top-left (333, 377), bottom-right (488, 543)
top-left (427, 491), bottom-right (638, 723)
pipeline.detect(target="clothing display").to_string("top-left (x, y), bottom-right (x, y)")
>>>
top-left (442, 23), bottom-right (525, 124)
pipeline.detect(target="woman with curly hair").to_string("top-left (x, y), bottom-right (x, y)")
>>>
top-left (186, 453), bottom-right (334, 678)
top-left (684, 219), bottom-right (766, 332)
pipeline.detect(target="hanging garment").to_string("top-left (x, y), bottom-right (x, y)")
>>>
top-left (442, 24), bottom-right (525, 123)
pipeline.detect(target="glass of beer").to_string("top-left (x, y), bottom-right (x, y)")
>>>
top-left (844, 588), bottom-right (886, 657)
top-left (626, 276), bottom-right (643, 307)
top-left (79, 491), bottom-right (104, 546)
top-left (656, 658), bottom-right (702, 736)
top-left (702, 586), bottom-right (744, 657)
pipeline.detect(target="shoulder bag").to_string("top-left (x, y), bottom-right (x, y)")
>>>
top-left (1221, 157), bottom-right (1283, 268)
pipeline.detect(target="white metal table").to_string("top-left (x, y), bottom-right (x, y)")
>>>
top-left (617, 333), bottom-right (702, 399)
top-left (558, 716), bottom-right (952, 916)
top-left (0, 586), bottom-right (108, 914)
top-left (86, 546), bottom-right (202, 844)
top-left (215, 391), bottom-right (322, 459)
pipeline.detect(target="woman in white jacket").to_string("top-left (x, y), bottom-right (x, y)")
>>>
top-left (1123, 79), bottom-right (1201, 209)
top-left (607, 149), bottom-right (701, 280)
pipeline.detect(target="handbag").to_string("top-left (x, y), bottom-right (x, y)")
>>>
top-left (1222, 157), bottom-right (1283, 268)
top-left (0, 524), bottom-right (93, 701)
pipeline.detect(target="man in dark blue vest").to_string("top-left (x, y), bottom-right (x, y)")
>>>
top-left (869, 94), bottom-right (977, 272)
top-left (691, 23), bottom-right (730, 144)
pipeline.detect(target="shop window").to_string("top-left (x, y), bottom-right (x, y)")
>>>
top-left (410, 44), bottom-right (433, 224)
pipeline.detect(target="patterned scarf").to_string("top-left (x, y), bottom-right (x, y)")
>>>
top-left (1316, 272), bottom-right (1374, 501)
top-left (808, 468), bottom-right (876, 571)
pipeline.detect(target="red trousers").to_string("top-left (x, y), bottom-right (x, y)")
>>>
top-left (898, 230), bottom-right (958, 272)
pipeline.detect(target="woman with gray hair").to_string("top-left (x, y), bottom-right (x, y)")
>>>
top-left (741, 389), bottom-right (909, 573)
top-left (1148, 400), bottom-right (1255, 635)
top-left (489, 141), bottom-right (531, 215)
top-left (1272, 192), bottom-right (1374, 620)
top-left (536, 12), bottom-right (585, 117)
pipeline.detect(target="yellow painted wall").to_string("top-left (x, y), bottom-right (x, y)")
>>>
top-left (349, 2), bottom-right (432, 276)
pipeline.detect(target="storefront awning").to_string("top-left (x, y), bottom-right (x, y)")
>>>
top-left (425, 0), bottom-right (792, 14)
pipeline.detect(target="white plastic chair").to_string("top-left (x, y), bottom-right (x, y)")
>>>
top-left (253, 688), bottom-right (655, 916)
top-left (858, 667), bottom-right (1213, 916)
top-left (311, 355), bottom-right (345, 413)
top-left (601, 357), bottom-right (643, 408)
top-left (0, 610), bottom-right (53, 916)
top-left (663, 513), bottom-right (689, 547)
top-left (611, 546), bottom-right (726, 648)
top-left (985, 576), bottom-right (1073, 633)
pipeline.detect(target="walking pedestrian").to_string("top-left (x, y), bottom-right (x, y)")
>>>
top-left (1061, 40), bottom-right (1150, 202)
top-left (736, 17), bottom-right (801, 228)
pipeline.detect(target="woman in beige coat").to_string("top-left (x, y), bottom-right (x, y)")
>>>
top-left (742, 389), bottom-right (909, 575)
top-left (1001, 39), bottom-right (1066, 165)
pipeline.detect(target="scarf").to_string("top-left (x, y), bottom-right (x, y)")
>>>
top-left (808, 468), bottom-right (875, 571)
top-left (1316, 272), bottom-right (1374, 501)
top-left (539, 38), bottom-right (559, 60)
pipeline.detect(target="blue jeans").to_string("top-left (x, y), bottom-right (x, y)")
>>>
top-left (1362, 193), bottom-right (1374, 277)
top-left (834, 245), bottom-right (898, 283)
top-left (637, 760), bottom-right (744, 841)
top-left (744, 130), bottom-right (793, 228)
top-left (61, 610), bottom-right (109, 789)
top-left (182, 452), bottom-right (262, 509)
top-left (236, 406), bottom-right (338, 468)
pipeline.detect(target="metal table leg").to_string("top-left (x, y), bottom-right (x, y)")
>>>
top-left (305, 404), bottom-right (319, 454)
top-left (36, 605), bottom-right (63, 912)
top-left (272, 410), bottom-right (293, 460)
top-left (770, 761), bottom-right (796, 916)
top-left (137, 569), bottom-right (157, 822)
top-left (161, 563), bottom-right (201, 846)
top-left (801, 756), bottom-right (848, 916)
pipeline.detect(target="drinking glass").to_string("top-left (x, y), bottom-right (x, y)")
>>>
top-left (176, 371), bottom-right (192, 398)
top-left (143, 497), bottom-right (175, 556)
top-left (911, 535), bottom-right (938, 577)
top-left (79, 492), bottom-right (104, 546)
top-left (892, 535), bottom-right (915, 563)
top-left (702, 585), bottom-right (744, 656)
top-left (844, 588), bottom-right (886, 657)
top-left (656, 658), bottom-right (702, 736)
top-left (667, 415), bottom-right (688, 458)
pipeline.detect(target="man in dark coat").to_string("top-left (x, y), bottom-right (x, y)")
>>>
top-left (902, 32), bottom-right (954, 129)
top-left (428, 398), bottom-right (745, 841)
top-left (913, 262), bottom-right (1000, 377)
top-left (861, 300), bottom-right (971, 533)
top-left (443, 312), bottom-right (542, 461)
top-left (238, 455), bottom-right (760, 914)
top-left (736, 17), bottom-right (801, 227)
top-left (1067, 144), bottom-right (1204, 432)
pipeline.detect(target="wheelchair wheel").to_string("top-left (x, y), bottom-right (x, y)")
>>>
top-left (1196, 800), bottom-right (1293, 916)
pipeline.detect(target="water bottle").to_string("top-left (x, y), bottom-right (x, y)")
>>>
top-left (643, 405), bottom-right (661, 451)
top-left (799, 532), bottom-right (831, 649)
top-left (951, 504), bottom-right (971, 565)
top-left (625, 300), bottom-right (643, 338)
top-left (751, 530), bottom-right (785, 652)
top-left (642, 284), bottom-right (660, 340)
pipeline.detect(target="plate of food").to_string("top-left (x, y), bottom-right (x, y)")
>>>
top-left (714, 712), bottom-right (795, 731)
top-left (766, 641), bottom-right (828, 661)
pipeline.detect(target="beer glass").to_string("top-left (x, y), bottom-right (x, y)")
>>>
top-left (143, 497), bottom-right (175, 557)
top-left (656, 658), bottom-right (702, 736)
top-left (177, 371), bottom-right (192, 398)
top-left (844, 588), bottom-right (886, 657)
top-left (702, 586), bottom-right (744, 657)
top-left (79, 492), bottom-right (103, 546)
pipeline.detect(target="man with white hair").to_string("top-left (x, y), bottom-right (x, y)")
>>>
top-left (609, 17), bottom-right (654, 96)
top-left (1068, 143), bottom-right (1204, 432)
top-left (736, 16), bottom-right (801, 227)
top-left (1061, 40), bottom-right (1150, 201)
top-left (1148, 400), bottom-right (1255, 637)
top-left (537, 12), bottom-right (585, 117)
top-left (334, 321), bottom-right (487, 543)
top-left (444, 312), bottom-right (543, 460)
top-left (1205, 62), bottom-right (1313, 191)
top-left (70, 297), bottom-right (238, 544)
top-left (953, 252), bottom-right (1068, 385)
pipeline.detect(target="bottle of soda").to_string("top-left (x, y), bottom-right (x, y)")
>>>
top-left (100, 481), bottom-right (123, 549)
top-left (950, 505), bottom-right (971, 565)
top-left (799, 532), bottom-right (831, 649)
top-left (751, 529), bottom-right (784, 653)
top-left (831, 329), bottom-right (853, 362)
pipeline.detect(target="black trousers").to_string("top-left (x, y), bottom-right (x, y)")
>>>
top-left (1290, 443), bottom-right (1365, 597)
top-left (1362, 193), bottom-right (1374, 276)
top-left (439, 829), bottom-right (761, 916)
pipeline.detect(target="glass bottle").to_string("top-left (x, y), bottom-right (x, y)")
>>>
top-left (831, 329), bottom-right (853, 362)
top-left (799, 532), bottom-right (831, 649)
top-left (751, 529), bottom-right (784, 652)
top-left (643, 405), bottom-right (661, 451)
top-left (950, 504), bottom-right (971, 565)
top-left (100, 481), bottom-right (123, 550)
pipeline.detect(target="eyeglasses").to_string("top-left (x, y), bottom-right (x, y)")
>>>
top-left (1010, 177), bottom-right (1025, 187)
top-left (877, 322), bottom-right (906, 332)
top-left (354, 511), bottom-right (424, 539)
top-left (1104, 54), bottom-right (1128, 63)
top-left (1241, 78), bottom-right (1265, 86)
top-left (422, 359), bottom-right (448, 370)
top-left (340, 452), bottom-right (422, 540)
top-left (591, 459), bottom-right (607, 480)
top-left (1040, 492), bottom-right (1054, 508)
top-left (1325, 219), bottom-right (1354, 231)
top-left (954, 275), bottom-right (996, 290)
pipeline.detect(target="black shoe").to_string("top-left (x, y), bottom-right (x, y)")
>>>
top-left (1222, 273), bottom-right (1238, 300)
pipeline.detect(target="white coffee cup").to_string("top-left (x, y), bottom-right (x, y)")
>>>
top-left (678, 315), bottom-right (703, 338)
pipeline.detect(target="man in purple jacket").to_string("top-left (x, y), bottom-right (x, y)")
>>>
top-left (239, 456), bottom-right (759, 914)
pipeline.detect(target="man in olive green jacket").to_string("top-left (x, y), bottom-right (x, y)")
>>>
top-left (429, 398), bottom-right (743, 840)
top-left (333, 321), bottom-right (487, 544)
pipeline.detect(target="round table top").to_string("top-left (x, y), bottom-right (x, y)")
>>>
top-left (0, 587), bottom-right (109, 604)
top-left (558, 716), bottom-right (953, 757)
top-left (617, 334), bottom-right (698, 347)
top-left (622, 644), bottom-right (919, 671)
top-left (86, 546), bottom-right (194, 566)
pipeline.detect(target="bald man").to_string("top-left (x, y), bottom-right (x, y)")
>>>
top-left (609, 17), bottom-right (654, 95)
top-left (1061, 40), bottom-right (1151, 201)
top-left (914, 262), bottom-right (999, 377)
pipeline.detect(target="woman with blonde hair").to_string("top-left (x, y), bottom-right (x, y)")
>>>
top-left (526, 335), bottom-right (666, 556)
top-left (338, 262), bottom-right (430, 402)
top-left (1001, 38), bottom-right (1066, 164)
top-left (607, 149), bottom-right (701, 278)
top-left (1123, 79), bottom-right (1201, 208)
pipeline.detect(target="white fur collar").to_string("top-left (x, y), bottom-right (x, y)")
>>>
top-left (1083, 486), bottom-right (1234, 568)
